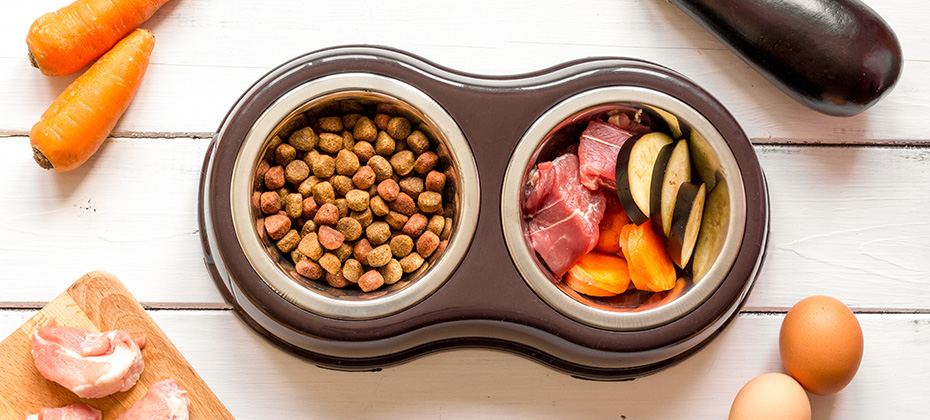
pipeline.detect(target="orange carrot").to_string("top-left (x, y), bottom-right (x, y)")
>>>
top-left (30, 29), bottom-right (155, 172)
top-left (595, 211), bottom-right (630, 254)
top-left (26, 0), bottom-right (170, 76)
top-left (563, 252), bottom-right (631, 296)
top-left (620, 220), bottom-right (677, 292)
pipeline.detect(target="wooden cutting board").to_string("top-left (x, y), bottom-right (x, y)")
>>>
top-left (0, 271), bottom-right (234, 419)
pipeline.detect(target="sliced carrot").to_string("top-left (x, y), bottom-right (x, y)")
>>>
top-left (564, 271), bottom-right (617, 297)
top-left (30, 29), bottom-right (155, 172)
top-left (27, 0), bottom-right (170, 76)
top-left (623, 220), bottom-right (677, 292)
top-left (564, 252), bottom-right (631, 296)
top-left (595, 211), bottom-right (631, 254)
top-left (634, 278), bottom-right (689, 312)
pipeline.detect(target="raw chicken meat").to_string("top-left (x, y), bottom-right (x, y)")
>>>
top-left (116, 379), bottom-right (190, 420)
top-left (31, 320), bottom-right (145, 399)
top-left (577, 120), bottom-right (633, 191)
top-left (524, 154), bottom-right (605, 277)
top-left (24, 403), bottom-right (101, 420)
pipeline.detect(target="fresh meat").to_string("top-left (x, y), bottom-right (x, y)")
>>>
top-left (31, 320), bottom-right (146, 399)
top-left (116, 379), bottom-right (190, 420)
top-left (578, 120), bottom-right (633, 190)
top-left (607, 108), bottom-right (653, 136)
top-left (25, 404), bottom-right (102, 420)
top-left (524, 154), bottom-right (606, 277)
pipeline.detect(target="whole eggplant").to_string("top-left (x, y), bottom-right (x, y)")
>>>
top-left (669, 0), bottom-right (902, 117)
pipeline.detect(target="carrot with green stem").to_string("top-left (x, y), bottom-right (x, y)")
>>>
top-left (31, 28), bottom-right (155, 172)
top-left (27, 0), bottom-right (170, 76)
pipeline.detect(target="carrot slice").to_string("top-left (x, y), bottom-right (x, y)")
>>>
top-left (624, 220), bottom-right (677, 292)
top-left (30, 29), bottom-right (155, 172)
top-left (595, 211), bottom-right (631, 254)
top-left (564, 271), bottom-right (617, 297)
top-left (564, 252), bottom-right (631, 296)
top-left (26, 0), bottom-right (171, 76)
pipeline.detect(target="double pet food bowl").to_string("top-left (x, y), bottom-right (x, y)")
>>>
top-left (198, 46), bottom-right (769, 380)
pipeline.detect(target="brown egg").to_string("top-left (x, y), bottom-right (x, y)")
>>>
top-left (779, 295), bottom-right (864, 395)
top-left (729, 373), bottom-right (810, 420)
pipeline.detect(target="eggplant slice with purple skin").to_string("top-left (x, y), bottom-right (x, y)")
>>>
top-left (691, 176), bottom-right (730, 283)
top-left (650, 140), bottom-right (691, 238)
top-left (616, 132), bottom-right (674, 225)
top-left (668, 182), bottom-right (706, 268)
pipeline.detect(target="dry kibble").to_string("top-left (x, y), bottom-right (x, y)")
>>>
top-left (417, 231), bottom-right (440, 257)
top-left (319, 253), bottom-right (342, 274)
top-left (406, 130), bottom-right (430, 155)
top-left (345, 189), bottom-right (370, 212)
top-left (318, 133), bottom-right (344, 154)
top-left (297, 176), bottom-right (320, 197)
top-left (425, 170), bottom-right (446, 192)
top-left (264, 165), bottom-right (286, 190)
top-left (390, 234), bottom-right (414, 258)
top-left (342, 259), bottom-right (363, 283)
top-left (353, 116), bottom-right (378, 142)
top-left (302, 149), bottom-right (321, 168)
top-left (379, 259), bottom-right (403, 285)
top-left (418, 191), bottom-right (443, 213)
top-left (334, 243), bottom-right (353, 262)
top-left (427, 215), bottom-right (445, 237)
top-left (353, 141), bottom-right (375, 162)
top-left (276, 187), bottom-right (292, 199)
top-left (374, 131), bottom-right (396, 156)
top-left (313, 202), bottom-right (340, 226)
top-left (334, 198), bottom-right (349, 219)
top-left (358, 270), bottom-right (384, 292)
top-left (367, 155), bottom-right (393, 182)
top-left (336, 217), bottom-right (363, 241)
top-left (390, 150), bottom-right (416, 176)
top-left (260, 191), bottom-right (282, 214)
top-left (353, 238), bottom-right (373, 265)
top-left (297, 232), bottom-right (324, 260)
top-left (369, 195), bottom-right (390, 217)
top-left (385, 211), bottom-right (409, 231)
top-left (284, 160), bottom-right (310, 184)
top-left (325, 271), bottom-right (349, 288)
top-left (342, 113), bottom-right (362, 130)
top-left (366, 221), bottom-right (391, 246)
top-left (335, 149), bottom-right (360, 176)
top-left (276, 230), bottom-right (300, 253)
top-left (311, 181), bottom-right (335, 205)
top-left (390, 192), bottom-right (418, 216)
top-left (366, 244), bottom-right (393, 268)
top-left (318, 225), bottom-right (345, 250)
top-left (332, 175), bottom-right (354, 197)
top-left (264, 214), bottom-right (291, 240)
top-left (441, 217), bottom-right (453, 240)
top-left (301, 197), bottom-right (318, 220)
top-left (341, 130), bottom-right (356, 150)
top-left (296, 259), bottom-right (323, 280)
top-left (352, 165), bottom-right (376, 189)
top-left (399, 176), bottom-right (424, 199)
top-left (275, 143), bottom-right (297, 165)
top-left (300, 219), bottom-right (318, 237)
top-left (312, 154), bottom-right (336, 178)
top-left (263, 136), bottom-right (283, 161)
top-left (351, 208), bottom-right (374, 228)
top-left (377, 179), bottom-right (400, 202)
top-left (284, 193), bottom-right (303, 219)
top-left (386, 116), bottom-right (412, 140)
top-left (318, 116), bottom-right (343, 132)
top-left (288, 127), bottom-right (318, 151)
top-left (414, 151), bottom-right (438, 175)
top-left (373, 113), bottom-right (391, 130)
top-left (290, 249), bottom-right (307, 265)
top-left (403, 213), bottom-right (428, 237)
top-left (400, 252), bottom-right (425, 273)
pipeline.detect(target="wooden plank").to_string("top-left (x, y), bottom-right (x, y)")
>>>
top-left (2, 309), bottom-right (927, 419)
top-left (0, 271), bottom-right (234, 419)
top-left (0, 1), bottom-right (926, 143)
top-left (0, 138), bottom-right (928, 309)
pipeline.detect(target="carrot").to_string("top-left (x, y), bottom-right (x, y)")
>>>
top-left (595, 211), bottom-right (630, 254)
top-left (26, 0), bottom-right (170, 76)
top-left (620, 220), bottom-right (677, 292)
top-left (563, 252), bottom-right (631, 297)
top-left (30, 29), bottom-right (155, 172)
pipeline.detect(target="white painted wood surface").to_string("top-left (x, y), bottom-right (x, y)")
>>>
top-left (1, 0), bottom-right (928, 418)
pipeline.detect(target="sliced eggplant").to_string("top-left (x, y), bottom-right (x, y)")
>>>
top-left (692, 176), bottom-right (730, 283)
top-left (668, 182), bottom-right (706, 268)
top-left (688, 129), bottom-right (720, 191)
top-left (650, 140), bottom-right (691, 238)
top-left (615, 132), bottom-right (673, 224)
top-left (645, 105), bottom-right (687, 139)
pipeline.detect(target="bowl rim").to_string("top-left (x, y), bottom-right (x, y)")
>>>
top-left (501, 85), bottom-right (746, 331)
top-left (230, 72), bottom-right (480, 320)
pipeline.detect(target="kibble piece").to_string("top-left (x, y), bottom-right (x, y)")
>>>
top-left (399, 176), bottom-right (425, 199)
top-left (377, 179), bottom-right (400, 202)
top-left (264, 165), bottom-right (286, 190)
top-left (358, 270), bottom-right (384, 292)
top-left (288, 127), bottom-right (318, 151)
top-left (284, 159), bottom-right (310, 185)
top-left (390, 150), bottom-right (416, 177)
top-left (276, 229), bottom-right (300, 253)
top-left (297, 175), bottom-right (320, 197)
top-left (353, 116), bottom-right (378, 142)
top-left (276, 187), bottom-right (292, 200)
top-left (334, 198), bottom-right (349, 219)
top-left (418, 191), bottom-right (443, 213)
top-left (406, 130), bottom-right (430, 155)
top-left (311, 181), bottom-right (335, 205)
top-left (343, 113), bottom-right (362, 130)
top-left (390, 234), bottom-right (414, 258)
top-left (366, 244), bottom-right (393, 268)
top-left (366, 221), bottom-right (391, 246)
top-left (262, 136), bottom-right (283, 161)
top-left (334, 149), bottom-right (360, 176)
top-left (334, 243), bottom-right (353, 262)
top-left (386, 116), bottom-right (412, 140)
top-left (341, 130), bottom-right (356, 150)
top-left (325, 271), bottom-right (349, 288)
top-left (302, 149), bottom-right (321, 168)
top-left (351, 208), bottom-right (374, 228)
top-left (379, 259), bottom-right (403, 285)
top-left (264, 214), bottom-right (291, 240)
top-left (374, 131), bottom-right (396, 156)
top-left (414, 151), bottom-right (439, 175)
top-left (395, 138), bottom-right (408, 152)
top-left (390, 192), bottom-right (418, 216)
top-left (297, 232), bottom-right (324, 260)
top-left (300, 219), bottom-right (318, 237)
top-left (441, 217), bottom-right (453, 240)
top-left (296, 259), bottom-right (323, 280)
top-left (353, 141), bottom-right (375, 162)
top-left (317, 225), bottom-right (345, 250)
top-left (275, 143), bottom-right (297, 165)
top-left (290, 249), bottom-right (307, 265)
top-left (417, 231), bottom-right (440, 258)
top-left (400, 252), bottom-right (425, 273)
top-left (367, 155), bottom-right (393, 182)
top-left (318, 116), bottom-right (344, 132)
top-left (425, 170), bottom-right (446, 192)
top-left (332, 175), bottom-right (354, 197)
top-left (318, 133), bottom-right (344, 154)
top-left (385, 211), bottom-right (409, 231)
top-left (260, 191), bottom-right (282, 214)
top-left (344, 189), bottom-right (370, 212)
top-left (284, 193), bottom-right (303, 219)
top-left (300, 197), bottom-right (318, 220)
top-left (335, 217), bottom-right (363, 241)
top-left (342, 259), bottom-right (363, 283)
top-left (319, 253), bottom-right (342, 274)
top-left (353, 238), bottom-right (373, 265)
top-left (427, 215), bottom-right (445, 237)
top-left (313, 202), bottom-right (339, 226)
top-left (312, 154), bottom-right (336, 178)
top-left (351, 165), bottom-right (376, 190)
top-left (403, 213), bottom-right (428, 237)
top-left (373, 113), bottom-right (391, 130)
top-left (369, 195), bottom-right (390, 217)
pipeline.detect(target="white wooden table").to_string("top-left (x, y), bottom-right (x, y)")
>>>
top-left (2, 1), bottom-right (928, 418)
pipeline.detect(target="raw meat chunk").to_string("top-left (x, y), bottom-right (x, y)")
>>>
top-left (116, 379), bottom-right (190, 420)
top-left (578, 120), bottom-right (633, 191)
top-left (31, 320), bottom-right (145, 399)
top-left (24, 403), bottom-right (101, 420)
top-left (524, 154), bottom-right (605, 276)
